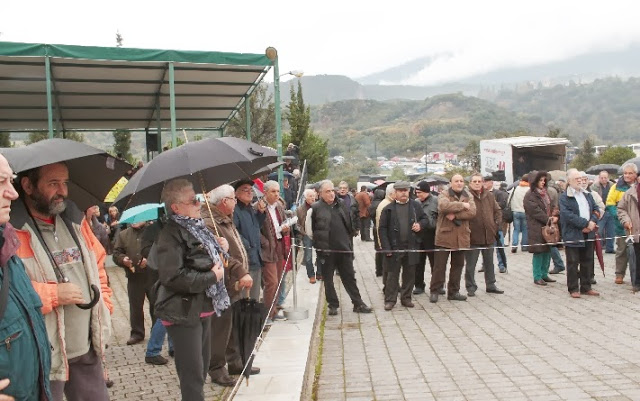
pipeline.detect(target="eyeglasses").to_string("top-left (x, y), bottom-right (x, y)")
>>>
top-left (179, 197), bottom-right (200, 206)
top-left (237, 188), bottom-right (252, 193)
top-left (224, 197), bottom-right (237, 203)
top-left (470, 180), bottom-right (483, 183)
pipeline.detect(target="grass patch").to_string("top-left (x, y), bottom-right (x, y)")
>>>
top-left (311, 302), bottom-right (327, 401)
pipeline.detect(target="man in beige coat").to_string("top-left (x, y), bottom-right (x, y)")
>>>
top-left (429, 174), bottom-right (476, 303)
top-left (617, 178), bottom-right (640, 292)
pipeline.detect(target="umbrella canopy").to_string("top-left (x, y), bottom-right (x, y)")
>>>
top-left (231, 298), bottom-right (267, 380)
top-left (0, 138), bottom-right (131, 210)
top-left (586, 164), bottom-right (620, 175)
top-left (267, 170), bottom-right (294, 181)
top-left (113, 137), bottom-right (277, 208)
top-left (419, 175), bottom-right (449, 185)
top-left (548, 170), bottom-right (567, 181)
top-left (119, 203), bottom-right (164, 225)
top-left (618, 157), bottom-right (640, 174)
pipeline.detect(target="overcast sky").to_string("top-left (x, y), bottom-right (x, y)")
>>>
top-left (3, 0), bottom-right (640, 85)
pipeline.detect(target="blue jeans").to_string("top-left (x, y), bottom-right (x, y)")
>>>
top-left (277, 271), bottom-right (287, 306)
top-left (146, 318), bottom-right (174, 357)
top-left (302, 235), bottom-right (316, 278)
top-left (495, 231), bottom-right (506, 270)
top-left (550, 246), bottom-right (565, 271)
top-left (599, 211), bottom-right (615, 253)
top-left (512, 212), bottom-right (528, 250)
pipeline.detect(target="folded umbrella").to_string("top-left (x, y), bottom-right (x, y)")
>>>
top-left (113, 137), bottom-right (278, 209)
top-left (594, 233), bottom-right (605, 277)
top-left (0, 138), bottom-right (131, 211)
top-left (231, 296), bottom-right (267, 381)
top-left (627, 231), bottom-right (637, 290)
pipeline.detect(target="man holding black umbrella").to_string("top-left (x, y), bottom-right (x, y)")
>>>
top-left (202, 185), bottom-right (257, 386)
top-left (12, 162), bottom-right (113, 401)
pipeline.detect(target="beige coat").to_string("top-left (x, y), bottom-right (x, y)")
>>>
top-left (434, 188), bottom-right (477, 249)
top-left (617, 184), bottom-right (640, 243)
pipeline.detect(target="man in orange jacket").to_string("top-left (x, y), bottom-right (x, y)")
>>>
top-left (12, 162), bottom-right (113, 401)
top-left (354, 185), bottom-right (372, 241)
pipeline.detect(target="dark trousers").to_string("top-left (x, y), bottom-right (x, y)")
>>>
top-left (465, 246), bottom-right (497, 292)
top-left (373, 228), bottom-right (383, 276)
top-left (166, 316), bottom-right (212, 401)
top-left (209, 306), bottom-right (241, 373)
top-left (565, 241), bottom-right (594, 294)
top-left (415, 250), bottom-right (435, 290)
top-left (384, 253), bottom-right (415, 304)
top-left (359, 217), bottom-right (371, 240)
top-left (127, 270), bottom-right (155, 339)
top-left (430, 249), bottom-right (465, 294)
top-left (51, 349), bottom-right (109, 401)
top-left (319, 252), bottom-right (364, 309)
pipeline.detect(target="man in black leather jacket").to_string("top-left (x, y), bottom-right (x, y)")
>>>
top-left (150, 179), bottom-right (225, 401)
top-left (308, 180), bottom-right (372, 316)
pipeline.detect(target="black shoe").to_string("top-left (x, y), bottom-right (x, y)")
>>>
top-left (478, 268), bottom-right (485, 272)
top-left (384, 302), bottom-right (395, 311)
top-left (447, 292), bottom-right (467, 301)
top-left (429, 293), bottom-right (439, 303)
top-left (105, 379), bottom-right (114, 388)
top-left (145, 355), bottom-right (168, 365)
top-left (590, 278), bottom-right (597, 285)
top-left (486, 287), bottom-right (504, 294)
top-left (210, 370), bottom-right (236, 387)
top-left (168, 349), bottom-right (174, 358)
top-left (467, 290), bottom-right (476, 297)
top-left (353, 304), bottom-right (372, 313)
top-left (228, 366), bottom-right (260, 375)
top-left (126, 336), bottom-right (144, 346)
top-left (548, 269), bottom-right (564, 274)
top-left (534, 279), bottom-right (547, 286)
top-left (328, 306), bottom-right (338, 316)
top-left (511, 247), bottom-right (517, 253)
top-left (542, 276), bottom-right (556, 283)
top-left (438, 287), bottom-right (446, 295)
top-left (413, 287), bottom-right (425, 295)
top-left (499, 267), bottom-right (506, 273)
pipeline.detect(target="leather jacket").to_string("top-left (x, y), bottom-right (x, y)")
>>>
top-left (150, 219), bottom-right (219, 326)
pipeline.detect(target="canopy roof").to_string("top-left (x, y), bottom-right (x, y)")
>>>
top-left (0, 42), bottom-right (273, 131)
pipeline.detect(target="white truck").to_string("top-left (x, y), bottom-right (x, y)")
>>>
top-left (480, 136), bottom-right (570, 183)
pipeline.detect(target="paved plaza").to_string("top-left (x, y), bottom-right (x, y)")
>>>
top-left (316, 241), bottom-right (640, 401)
top-left (103, 238), bottom-right (640, 401)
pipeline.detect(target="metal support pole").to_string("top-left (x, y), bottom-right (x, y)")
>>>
top-left (169, 62), bottom-right (177, 148)
top-left (44, 57), bottom-right (54, 139)
top-left (283, 234), bottom-right (308, 321)
top-left (245, 95), bottom-right (252, 141)
top-left (273, 57), bottom-right (284, 197)
top-left (156, 102), bottom-right (162, 154)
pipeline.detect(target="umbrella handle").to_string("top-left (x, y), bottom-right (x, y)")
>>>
top-left (76, 284), bottom-right (101, 310)
top-left (248, 147), bottom-right (264, 157)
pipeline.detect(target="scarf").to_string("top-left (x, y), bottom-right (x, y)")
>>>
top-left (171, 214), bottom-right (230, 316)
top-left (536, 187), bottom-right (551, 217)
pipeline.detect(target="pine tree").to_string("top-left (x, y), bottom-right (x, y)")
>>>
top-left (113, 129), bottom-right (132, 160)
top-left (225, 84), bottom-right (276, 146)
top-left (0, 132), bottom-right (11, 148)
top-left (116, 31), bottom-right (123, 47)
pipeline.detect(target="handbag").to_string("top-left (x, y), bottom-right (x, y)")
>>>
top-left (502, 190), bottom-right (515, 224)
top-left (541, 218), bottom-right (560, 244)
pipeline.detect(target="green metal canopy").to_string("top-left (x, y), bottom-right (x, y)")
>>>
top-left (0, 41), bottom-right (273, 138)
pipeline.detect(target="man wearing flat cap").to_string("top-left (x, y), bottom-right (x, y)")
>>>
top-left (413, 180), bottom-right (439, 295)
top-left (378, 181), bottom-right (428, 310)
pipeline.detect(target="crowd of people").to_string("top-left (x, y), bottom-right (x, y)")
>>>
top-left (2, 145), bottom-right (640, 400)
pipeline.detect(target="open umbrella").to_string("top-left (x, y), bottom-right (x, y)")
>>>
top-left (113, 137), bottom-right (277, 209)
top-left (119, 203), bottom-right (164, 225)
top-left (0, 139), bottom-right (131, 210)
top-left (420, 175), bottom-right (449, 185)
top-left (267, 170), bottom-right (294, 181)
top-left (594, 233), bottom-right (605, 277)
top-left (231, 296), bottom-right (267, 381)
top-left (586, 164), bottom-right (620, 175)
top-left (618, 157), bottom-right (640, 174)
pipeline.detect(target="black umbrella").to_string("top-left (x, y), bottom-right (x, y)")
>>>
top-left (627, 232), bottom-right (637, 291)
top-left (231, 297), bottom-right (267, 380)
top-left (113, 137), bottom-right (278, 208)
top-left (267, 170), bottom-right (294, 181)
top-left (586, 164), bottom-right (620, 175)
top-left (618, 157), bottom-right (640, 174)
top-left (0, 138), bottom-right (131, 211)
top-left (419, 175), bottom-right (449, 185)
